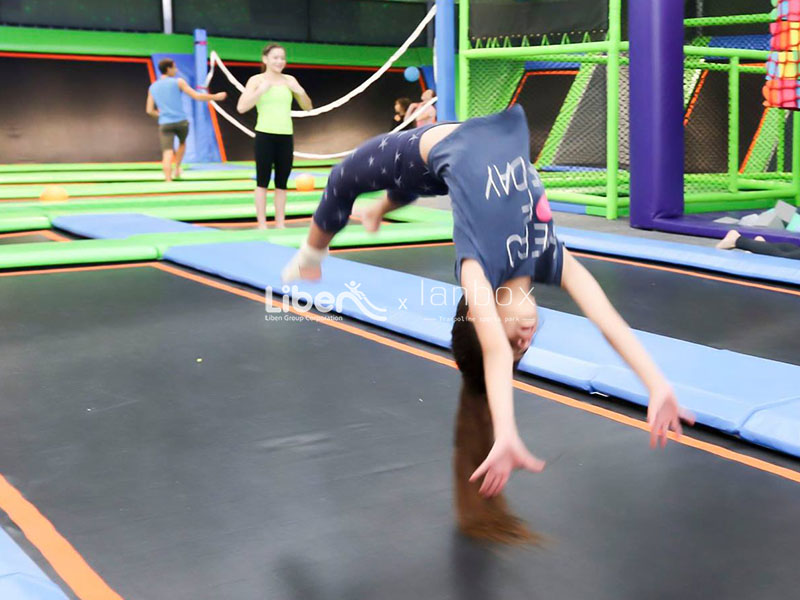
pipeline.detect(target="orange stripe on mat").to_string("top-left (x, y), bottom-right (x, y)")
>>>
top-left (570, 251), bottom-right (800, 297)
top-left (0, 230), bottom-right (49, 240)
top-left (0, 474), bottom-right (123, 599)
top-left (0, 263), bottom-right (153, 278)
top-left (40, 230), bottom-right (71, 242)
top-left (331, 241), bottom-right (454, 253)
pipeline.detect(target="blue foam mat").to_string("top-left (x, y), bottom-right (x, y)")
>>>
top-left (52, 214), bottom-right (211, 239)
top-left (0, 529), bottom-right (67, 599)
top-left (50, 213), bottom-right (800, 287)
top-left (164, 240), bottom-right (800, 456)
top-left (558, 227), bottom-right (800, 286)
top-left (740, 401), bottom-right (800, 456)
top-left (549, 201), bottom-right (587, 215)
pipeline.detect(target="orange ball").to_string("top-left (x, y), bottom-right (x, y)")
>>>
top-left (40, 185), bottom-right (69, 203)
top-left (294, 173), bottom-right (316, 192)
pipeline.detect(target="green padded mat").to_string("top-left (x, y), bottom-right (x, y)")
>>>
top-left (0, 238), bottom-right (159, 269)
top-left (0, 175), bottom-right (329, 199)
top-left (0, 162), bottom-right (166, 173)
top-left (0, 221), bottom-right (453, 269)
top-left (0, 167), bottom-right (334, 185)
top-left (0, 192), bottom-right (317, 215)
top-left (1, 170), bottom-right (257, 184)
top-left (0, 159), bottom-right (337, 173)
top-left (0, 192), bottom-right (445, 232)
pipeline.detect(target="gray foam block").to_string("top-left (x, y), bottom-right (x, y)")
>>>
top-left (774, 200), bottom-right (798, 224)
top-left (739, 214), bottom-right (760, 227)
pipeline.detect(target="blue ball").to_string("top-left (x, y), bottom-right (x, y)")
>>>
top-left (404, 66), bottom-right (420, 82)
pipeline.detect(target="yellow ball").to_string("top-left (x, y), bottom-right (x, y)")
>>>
top-left (40, 185), bottom-right (69, 203)
top-left (294, 173), bottom-right (316, 192)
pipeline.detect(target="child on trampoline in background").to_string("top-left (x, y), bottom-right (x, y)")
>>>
top-left (716, 229), bottom-right (800, 260)
top-left (282, 105), bottom-right (693, 542)
top-left (237, 44), bottom-right (313, 229)
top-left (407, 89), bottom-right (437, 127)
top-left (146, 58), bottom-right (227, 182)
top-left (393, 97), bottom-right (412, 131)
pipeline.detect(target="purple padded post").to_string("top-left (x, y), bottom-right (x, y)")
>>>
top-left (629, 0), bottom-right (685, 228)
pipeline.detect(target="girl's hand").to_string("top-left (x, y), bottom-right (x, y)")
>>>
top-left (470, 434), bottom-right (545, 497)
top-left (647, 383), bottom-right (695, 448)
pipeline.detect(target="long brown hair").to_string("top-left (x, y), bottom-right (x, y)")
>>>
top-left (451, 295), bottom-right (538, 544)
top-left (395, 97), bottom-right (411, 116)
top-left (451, 296), bottom-right (485, 392)
top-left (260, 43), bottom-right (286, 73)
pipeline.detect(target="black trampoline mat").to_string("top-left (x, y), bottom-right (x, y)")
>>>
top-left (336, 244), bottom-right (800, 366)
top-left (0, 265), bottom-right (799, 600)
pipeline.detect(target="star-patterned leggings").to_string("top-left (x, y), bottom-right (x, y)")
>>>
top-left (312, 124), bottom-right (449, 233)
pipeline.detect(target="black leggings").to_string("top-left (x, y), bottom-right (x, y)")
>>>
top-left (255, 132), bottom-right (293, 189)
top-left (736, 236), bottom-right (800, 259)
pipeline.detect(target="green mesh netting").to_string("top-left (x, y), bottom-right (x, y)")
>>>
top-left (463, 1), bottom-right (792, 216)
top-left (466, 59), bottom-right (526, 118)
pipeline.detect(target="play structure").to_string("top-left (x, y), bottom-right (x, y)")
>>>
top-left (457, 0), bottom-right (800, 244)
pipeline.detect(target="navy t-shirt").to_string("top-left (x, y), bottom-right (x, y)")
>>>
top-left (426, 105), bottom-right (564, 289)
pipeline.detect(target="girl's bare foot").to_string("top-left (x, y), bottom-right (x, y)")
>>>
top-left (257, 222), bottom-right (268, 231)
top-left (716, 230), bottom-right (740, 250)
top-left (281, 243), bottom-right (327, 282)
top-left (354, 203), bottom-right (383, 233)
top-left (173, 166), bottom-right (183, 179)
top-left (298, 265), bottom-right (321, 280)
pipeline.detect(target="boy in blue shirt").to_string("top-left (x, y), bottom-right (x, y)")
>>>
top-left (146, 59), bottom-right (226, 181)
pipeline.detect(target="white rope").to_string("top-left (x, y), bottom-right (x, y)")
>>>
top-left (209, 100), bottom-right (255, 138)
top-left (202, 4), bottom-right (437, 159)
top-left (205, 4), bottom-right (435, 118)
top-left (206, 51), bottom-right (244, 93)
top-left (291, 4), bottom-right (436, 117)
top-left (206, 95), bottom-right (439, 160)
top-left (293, 97), bottom-right (439, 159)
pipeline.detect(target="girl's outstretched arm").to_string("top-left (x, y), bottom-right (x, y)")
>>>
top-left (560, 249), bottom-right (694, 447)
top-left (460, 259), bottom-right (545, 497)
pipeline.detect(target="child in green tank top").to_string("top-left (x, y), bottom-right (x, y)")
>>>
top-left (237, 44), bottom-right (312, 229)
